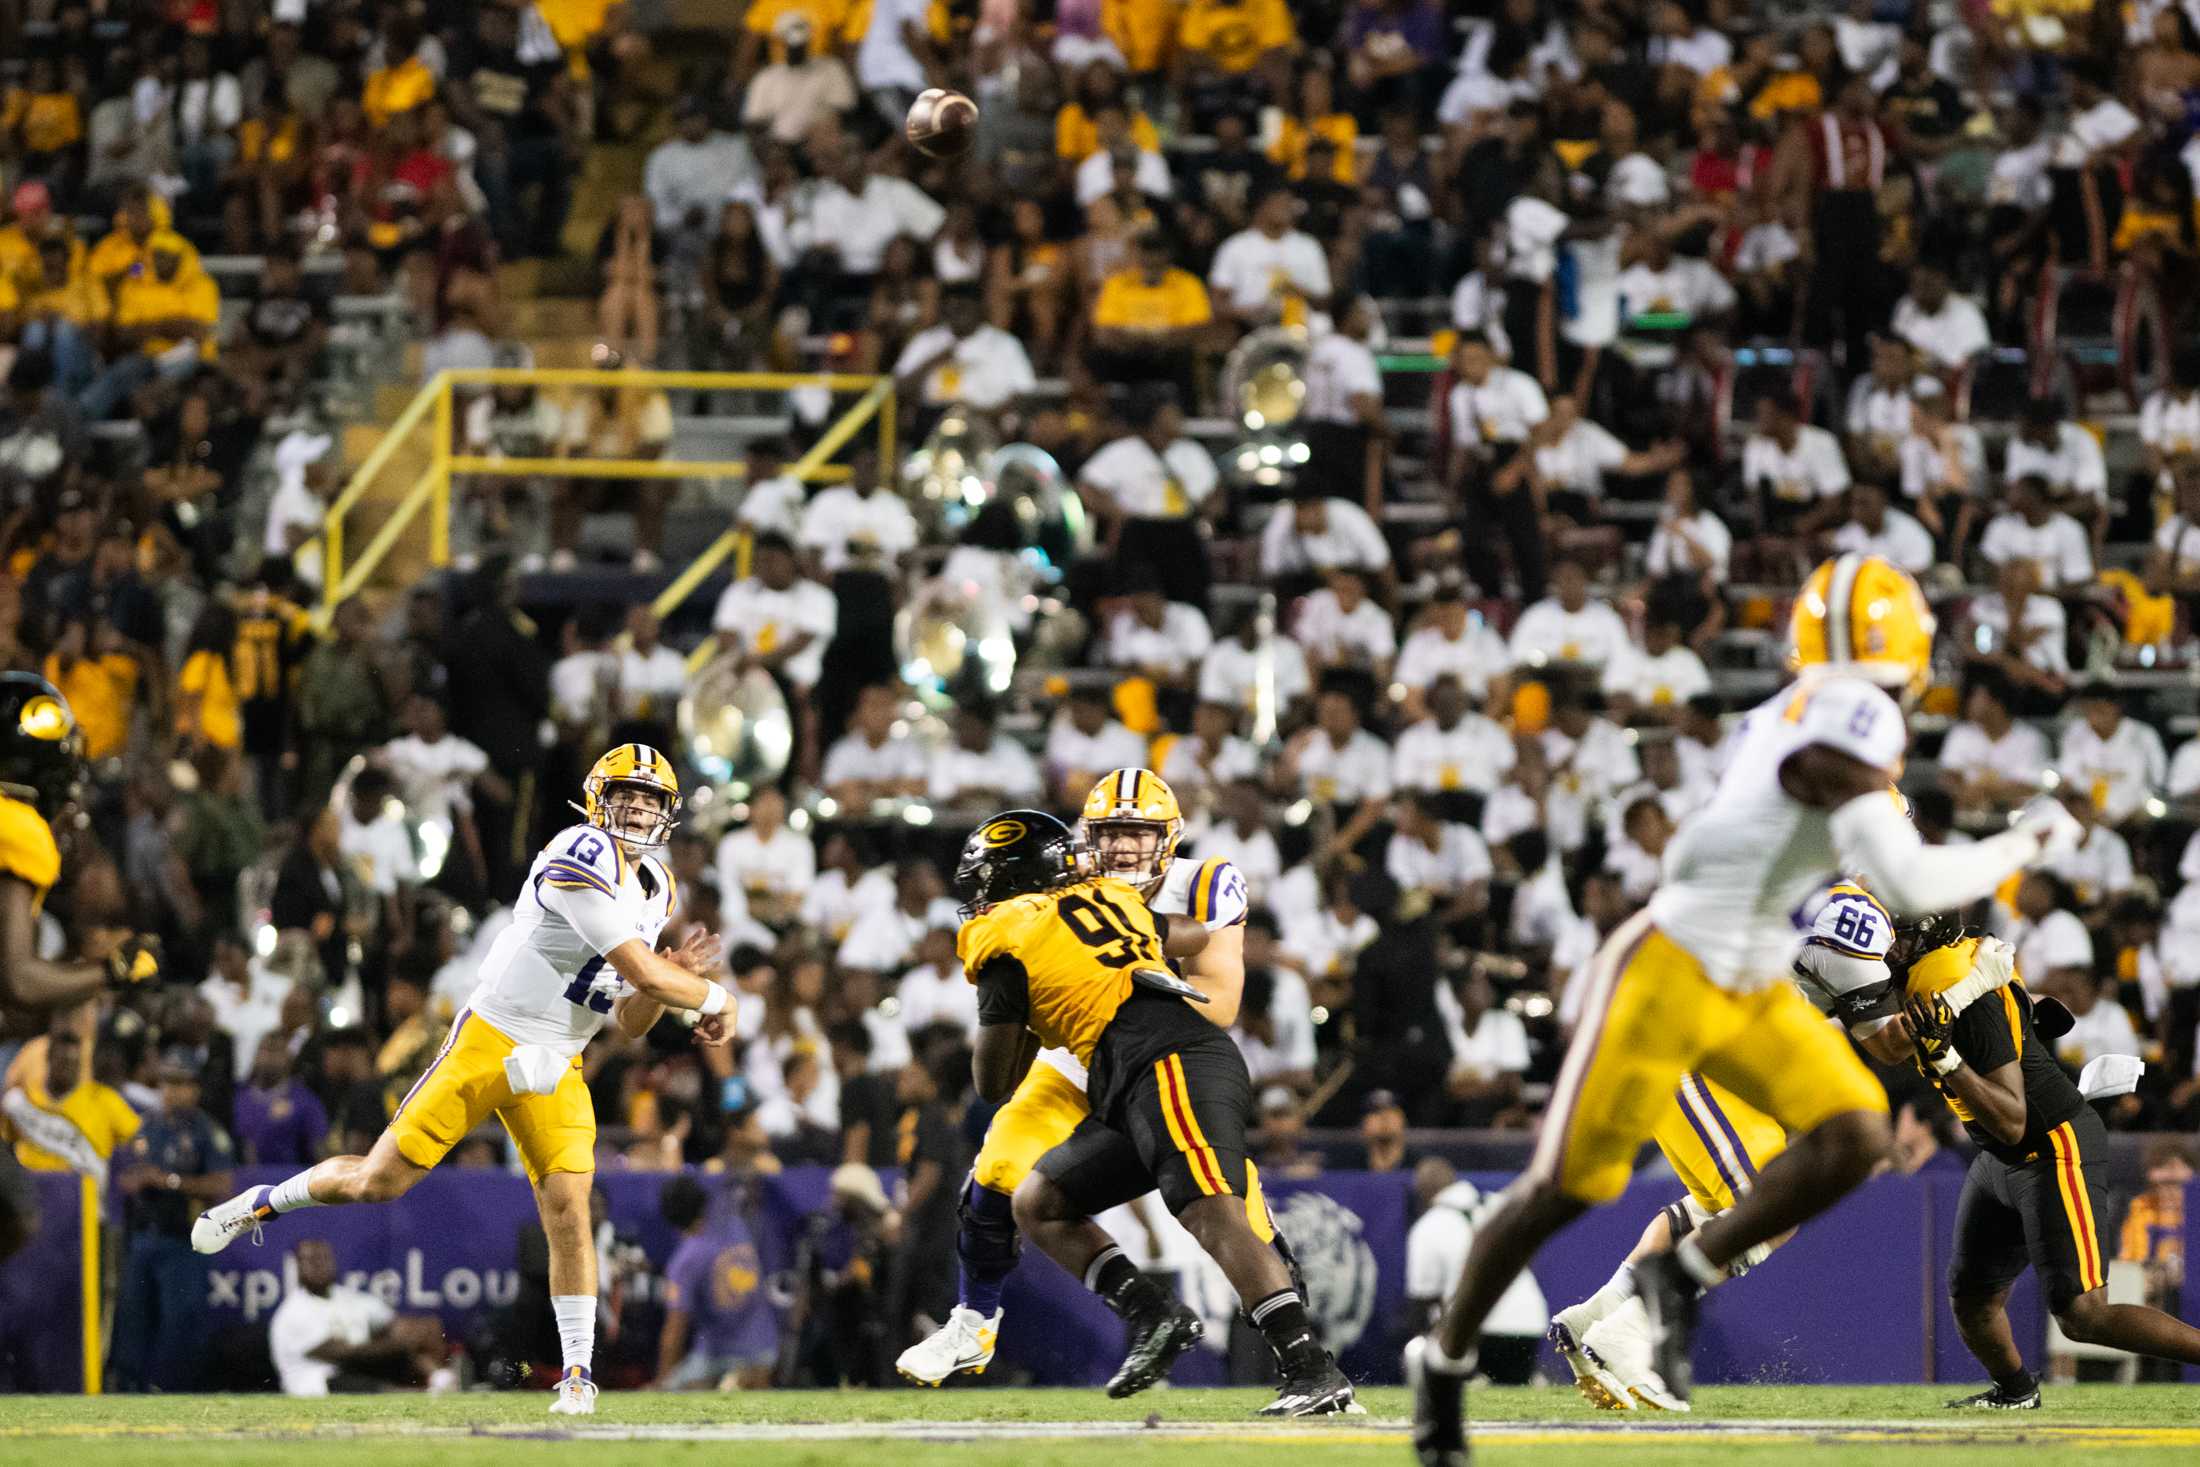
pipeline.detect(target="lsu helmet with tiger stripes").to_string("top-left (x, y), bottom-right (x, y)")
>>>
top-left (576, 742), bottom-right (682, 849)
top-left (1789, 552), bottom-right (1936, 702)
top-left (1080, 767), bottom-right (1183, 888)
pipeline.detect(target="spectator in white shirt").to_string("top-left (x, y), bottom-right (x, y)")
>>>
top-left (2052, 971), bottom-right (2145, 1069)
top-left (2007, 872), bottom-right (2097, 997)
top-left (1385, 791), bottom-right (1493, 924)
top-left (1208, 187), bottom-right (1333, 328)
top-left (1508, 558), bottom-right (1633, 671)
top-left (733, 436), bottom-right (807, 538)
top-left (822, 682), bottom-right (927, 810)
top-left (1105, 578), bottom-right (1214, 691)
top-left (1302, 297), bottom-right (1390, 508)
top-left (798, 453), bottom-right (920, 574)
top-left (1259, 488), bottom-right (1392, 590)
top-left (1448, 330), bottom-right (1551, 599)
top-left (2058, 683), bottom-right (2167, 827)
top-left (1844, 334), bottom-right (1932, 459)
top-left (2148, 457), bottom-right (2200, 601)
top-left (928, 703), bottom-right (1047, 809)
top-left (1890, 260), bottom-right (1992, 371)
top-left (1159, 700), bottom-right (1261, 810)
top-left (2140, 344), bottom-right (2200, 488)
top-left (1541, 679), bottom-right (1641, 851)
top-left (1234, 914), bottom-right (1318, 1089)
top-left (645, 98), bottom-right (757, 236)
top-left (1938, 674), bottom-right (2052, 813)
top-left (616, 606), bottom-right (688, 729)
top-left (1200, 607), bottom-right (1313, 723)
top-left (1044, 685), bottom-right (1148, 806)
top-left (796, 143), bottom-right (944, 280)
top-left (1642, 469), bottom-right (1732, 583)
top-left (1295, 566), bottom-right (1397, 679)
top-left (711, 531), bottom-right (838, 695)
top-left (715, 786), bottom-right (815, 927)
top-left (1965, 557), bottom-right (2069, 708)
top-left (1601, 600), bottom-right (1711, 723)
top-left (2045, 790), bottom-right (2135, 912)
top-left (740, 15), bottom-right (856, 145)
top-left (1615, 231), bottom-right (1737, 329)
top-left (1831, 481), bottom-right (1936, 574)
top-left (1898, 383), bottom-right (1985, 549)
top-left (2006, 396), bottom-right (2108, 550)
top-left (892, 286), bottom-right (1037, 418)
top-left (268, 1238), bottom-right (445, 1396)
top-left (1079, 390), bottom-right (1222, 608)
top-left (1742, 393), bottom-right (1849, 533)
top-left (1395, 577), bottom-right (1513, 714)
top-left (1438, 969), bottom-right (1532, 1127)
top-left (1530, 395), bottom-right (1684, 522)
top-left (1286, 687), bottom-right (1394, 857)
top-left (1392, 675), bottom-right (1516, 797)
top-left (1978, 475), bottom-right (2094, 592)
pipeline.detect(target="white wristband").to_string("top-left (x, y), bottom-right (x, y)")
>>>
top-left (1928, 1048), bottom-right (1962, 1077)
top-left (697, 982), bottom-right (729, 1017)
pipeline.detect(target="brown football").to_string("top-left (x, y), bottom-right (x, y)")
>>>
top-left (906, 87), bottom-right (979, 159)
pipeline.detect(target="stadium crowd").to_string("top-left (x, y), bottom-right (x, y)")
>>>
top-left (6, 0), bottom-right (2200, 1397)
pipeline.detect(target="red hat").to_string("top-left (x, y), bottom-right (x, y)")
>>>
top-left (11, 180), bottom-right (50, 220)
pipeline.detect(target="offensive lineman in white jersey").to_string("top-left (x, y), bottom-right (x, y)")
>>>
top-left (897, 767), bottom-right (1254, 1386)
top-left (1408, 554), bottom-right (2084, 1464)
top-left (192, 745), bottom-right (739, 1416)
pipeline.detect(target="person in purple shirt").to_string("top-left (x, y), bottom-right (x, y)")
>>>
top-left (653, 1176), bottom-right (779, 1389)
top-left (231, 1035), bottom-right (329, 1168)
top-left (1344, 0), bottom-right (1447, 121)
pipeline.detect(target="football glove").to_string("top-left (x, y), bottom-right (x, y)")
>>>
top-left (1905, 991), bottom-right (1962, 1077)
top-left (105, 935), bottom-right (162, 987)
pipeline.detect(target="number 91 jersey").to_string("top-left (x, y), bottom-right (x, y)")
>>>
top-left (958, 876), bottom-right (1168, 1070)
top-left (467, 824), bottom-right (678, 1056)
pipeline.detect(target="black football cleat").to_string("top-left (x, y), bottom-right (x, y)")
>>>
top-left (1105, 1301), bottom-right (1204, 1398)
top-left (1632, 1253), bottom-right (1702, 1408)
top-left (1946, 1385), bottom-right (2041, 1410)
top-left (1405, 1335), bottom-right (1470, 1467)
top-left (1257, 1356), bottom-right (1363, 1417)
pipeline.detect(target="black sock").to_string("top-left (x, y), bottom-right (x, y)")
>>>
top-left (1250, 1288), bottom-right (1325, 1374)
top-left (1993, 1368), bottom-right (2036, 1398)
top-left (1086, 1246), bottom-right (1171, 1321)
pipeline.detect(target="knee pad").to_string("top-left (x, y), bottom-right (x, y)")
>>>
top-left (956, 1175), bottom-right (1022, 1284)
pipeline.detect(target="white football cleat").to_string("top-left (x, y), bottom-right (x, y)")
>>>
top-left (1584, 1299), bottom-right (1690, 1413)
top-left (549, 1366), bottom-right (597, 1415)
top-left (191, 1186), bottom-right (275, 1255)
top-left (1548, 1317), bottom-right (1634, 1411)
top-left (895, 1306), bottom-right (1002, 1386)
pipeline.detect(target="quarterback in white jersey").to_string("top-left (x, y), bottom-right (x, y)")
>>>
top-left (896, 767), bottom-right (1253, 1386)
top-left (192, 744), bottom-right (738, 1417)
top-left (1410, 554), bottom-right (2084, 1466)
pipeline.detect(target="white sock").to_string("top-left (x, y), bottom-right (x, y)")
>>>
top-left (552, 1295), bottom-right (596, 1375)
top-left (267, 1172), bottom-right (323, 1215)
top-left (1565, 1262), bottom-right (1638, 1332)
top-left (1674, 1236), bottom-right (1724, 1289)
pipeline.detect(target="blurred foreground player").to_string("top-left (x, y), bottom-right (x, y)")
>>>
top-left (1881, 914), bottom-right (2200, 1407)
top-left (953, 810), bottom-right (1357, 1415)
top-left (191, 745), bottom-right (735, 1415)
top-left (1407, 555), bottom-right (2083, 1465)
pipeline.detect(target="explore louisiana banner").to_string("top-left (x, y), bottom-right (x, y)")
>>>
top-left (5, 1166), bottom-right (2194, 1391)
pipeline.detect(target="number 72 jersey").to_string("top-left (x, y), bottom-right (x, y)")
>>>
top-left (467, 824), bottom-right (679, 1057)
top-left (958, 876), bottom-right (1170, 1071)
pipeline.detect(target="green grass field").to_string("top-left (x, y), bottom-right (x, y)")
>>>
top-left (2, 1385), bottom-right (2196, 1467)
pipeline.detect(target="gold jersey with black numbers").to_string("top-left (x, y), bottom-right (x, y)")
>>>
top-left (1906, 939), bottom-right (2085, 1160)
top-left (958, 877), bottom-right (1166, 1066)
top-left (0, 793), bottom-right (60, 913)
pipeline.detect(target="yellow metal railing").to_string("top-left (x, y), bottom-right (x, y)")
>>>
top-left (317, 370), bottom-right (895, 636)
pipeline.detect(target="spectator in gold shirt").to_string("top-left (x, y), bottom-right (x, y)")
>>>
top-left (81, 232), bottom-right (220, 420)
top-left (1088, 230), bottom-right (1214, 402)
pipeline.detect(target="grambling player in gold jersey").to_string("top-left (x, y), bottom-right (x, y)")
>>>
top-left (0, 674), bottom-right (161, 1259)
top-left (953, 809), bottom-right (1356, 1416)
top-left (897, 769), bottom-right (1258, 1387)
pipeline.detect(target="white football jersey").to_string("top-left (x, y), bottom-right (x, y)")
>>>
top-left (1649, 672), bottom-right (1905, 992)
top-left (467, 824), bottom-right (678, 1055)
top-left (1036, 852), bottom-right (1251, 1090)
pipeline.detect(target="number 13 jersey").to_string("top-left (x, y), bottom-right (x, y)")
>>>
top-left (1650, 671), bottom-right (1906, 993)
top-left (469, 824), bottom-right (678, 1056)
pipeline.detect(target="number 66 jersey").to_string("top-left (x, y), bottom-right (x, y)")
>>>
top-left (469, 824), bottom-right (679, 1057)
top-left (1649, 670), bottom-right (1906, 994)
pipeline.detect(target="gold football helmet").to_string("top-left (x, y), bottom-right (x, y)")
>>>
top-left (577, 743), bottom-right (682, 849)
top-left (1789, 553), bottom-right (1936, 701)
top-left (1080, 768), bottom-right (1183, 889)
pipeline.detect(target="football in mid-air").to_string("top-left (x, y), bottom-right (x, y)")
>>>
top-left (906, 87), bottom-right (978, 158)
